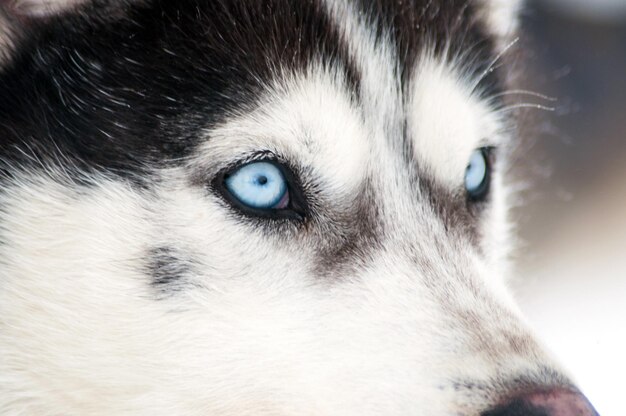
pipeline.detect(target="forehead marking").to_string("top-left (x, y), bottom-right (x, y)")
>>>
top-left (323, 0), bottom-right (506, 186)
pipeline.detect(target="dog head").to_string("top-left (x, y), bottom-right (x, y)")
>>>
top-left (0, 1), bottom-right (598, 415)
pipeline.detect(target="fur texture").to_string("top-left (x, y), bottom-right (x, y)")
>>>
top-left (0, 0), bottom-right (596, 415)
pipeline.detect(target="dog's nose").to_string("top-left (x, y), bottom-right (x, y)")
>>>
top-left (481, 388), bottom-right (599, 416)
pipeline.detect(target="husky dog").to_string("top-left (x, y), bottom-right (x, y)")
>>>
top-left (0, 0), bottom-right (599, 415)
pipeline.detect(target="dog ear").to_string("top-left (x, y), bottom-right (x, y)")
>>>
top-left (478, 0), bottom-right (523, 42)
top-left (3, 0), bottom-right (87, 18)
top-left (0, 1), bottom-right (139, 65)
top-left (0, 0), bottom-right (87, 64)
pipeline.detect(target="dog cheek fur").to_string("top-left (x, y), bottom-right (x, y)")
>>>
top-left (0, 170), bottom-right (538, 415)
top-left (0, 170), bottom-right (317, 414)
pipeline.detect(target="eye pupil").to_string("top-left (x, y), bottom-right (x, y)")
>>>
top-left (257, 175), bottom-right (268, 186)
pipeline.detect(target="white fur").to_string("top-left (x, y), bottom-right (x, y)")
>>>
top-left (408, 53), bottom-right (505, 188)
top-left (0, 171), bottom-right (550, 415)
top-left (479, 0), bottom-right (523, 40)
top-left (195, 68), bottom-right (370, 196)
top-left (0, 1), bottom-right (576, 415)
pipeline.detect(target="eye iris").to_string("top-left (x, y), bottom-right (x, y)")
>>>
top-left (225, 162), bottom-right (289, 209)
top-left (465, 149), bottom-right (489, 199)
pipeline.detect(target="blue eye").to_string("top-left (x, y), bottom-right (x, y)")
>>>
top-left (465, 148), bottom-right (490, 200)
top-left (224, 161), bottom-right (289, 210)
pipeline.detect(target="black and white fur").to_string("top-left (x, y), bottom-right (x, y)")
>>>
top-left (0, 1), bottom-right (598, 415)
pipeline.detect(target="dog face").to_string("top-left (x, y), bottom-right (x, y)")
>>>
top-left (0, 1), bottom-right (598, 415)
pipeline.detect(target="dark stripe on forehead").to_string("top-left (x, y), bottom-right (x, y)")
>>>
top-left (353, 0), bottom-right (502, 96)
top-left (0, 0), bottom-right (360, 182)
top-left (349, 0), bottom-right (505, 243)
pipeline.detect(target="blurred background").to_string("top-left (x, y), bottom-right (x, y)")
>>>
top-left (513, 1), bottom-right (626, 414)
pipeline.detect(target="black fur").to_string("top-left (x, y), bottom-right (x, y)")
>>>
top-left (147, 246), bottom-right (195, 292)
top-left (0, 0), bottom-right (360, 183)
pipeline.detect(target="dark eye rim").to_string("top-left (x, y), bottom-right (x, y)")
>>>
top-left (212, 156), bottom-right (308, 221)
top-left (466, 146), bottom-right (495, 203)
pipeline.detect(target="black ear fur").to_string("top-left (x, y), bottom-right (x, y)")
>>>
top-left (0, 0), bottom-right (138, 65)
top-left (0, 0), bottom-right (80, 63)
top-left (3, 0), bottom-right (86, 18)
top-left (0, 6), bottom-right (16, 63)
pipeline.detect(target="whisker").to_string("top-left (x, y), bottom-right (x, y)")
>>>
top-left (470, 37), bottom-right (520, 94)
top-left (491, 89), bottom-right (557, 102)
top-left (494, 103), bottom-right (556, 114)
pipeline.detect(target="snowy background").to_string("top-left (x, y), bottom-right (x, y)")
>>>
top-left (514, 1), bottom-right (626, 414)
